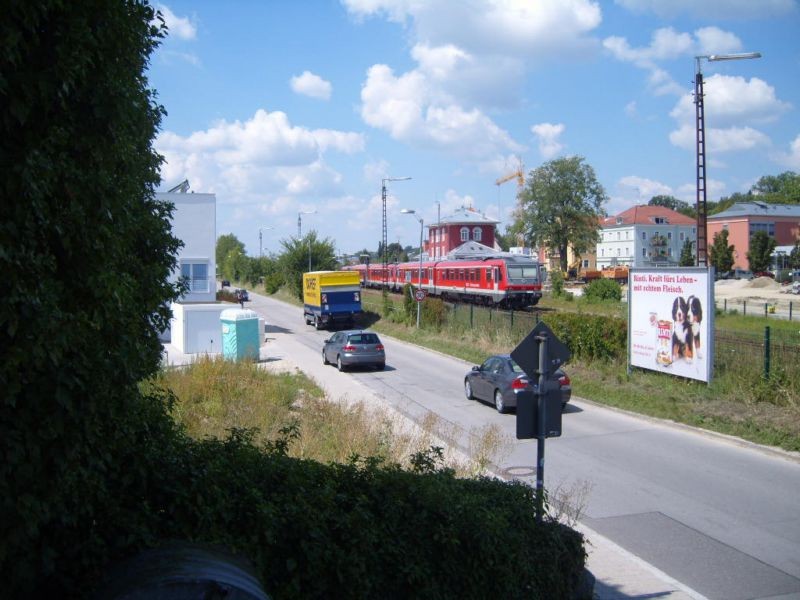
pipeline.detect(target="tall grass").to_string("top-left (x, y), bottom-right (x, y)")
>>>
top-left (153, 357), bottom-right (507, 475)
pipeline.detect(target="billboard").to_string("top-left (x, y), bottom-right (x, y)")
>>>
top-left (628, 267), bottom-right (714, 383)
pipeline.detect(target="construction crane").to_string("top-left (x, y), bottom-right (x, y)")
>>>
top-left (168, 179), bottom-right (190, 193)
top-left (495, 162), bottom-right (524, 189)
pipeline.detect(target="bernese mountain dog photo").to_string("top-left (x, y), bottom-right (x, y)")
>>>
top-left (671, 296), bottom-right (693, 362)
top-left (686, 295), bottom-right (703, 359)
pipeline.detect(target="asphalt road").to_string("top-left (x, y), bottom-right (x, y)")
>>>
top-left (249, 292), bottom-right (800, 600)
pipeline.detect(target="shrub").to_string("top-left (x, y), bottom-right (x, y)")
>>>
top-left (422, 297), bottom-right (448, 329)
top-left (550, 270), bottom-right (565, 297)
top-left (402, 283), bottom-right (416, 322)
top-left (583, 278), bottom-right (622, 302)
top-left (545, 312), bottom-right (627, 361)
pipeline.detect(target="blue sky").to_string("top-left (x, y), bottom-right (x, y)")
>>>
top-left (148, 0), bottom-right (800, 257)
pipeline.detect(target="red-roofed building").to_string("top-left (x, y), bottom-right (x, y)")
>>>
top-left (597, 205), bottom-right (697, 269)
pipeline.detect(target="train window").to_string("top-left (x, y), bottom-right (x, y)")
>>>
top-left (507, 265), bottom-right (540, 280)
top-left (428, 268), bottom-right (433, 280)
top-left (494, 267), bottom-right (501, 282)
top-left (459, 269), bottom-right (465, 280)
top-left (486, 268), bottom-right (492, 281)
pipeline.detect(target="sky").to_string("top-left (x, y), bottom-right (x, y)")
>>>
top-left (147, 0), bottom-right (800, 257)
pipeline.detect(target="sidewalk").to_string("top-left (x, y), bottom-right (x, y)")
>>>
top-left (161, 338), bottom-right (706, 599)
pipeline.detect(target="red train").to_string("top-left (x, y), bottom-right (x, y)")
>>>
top-left (343, 254), bottom-right (544, 309)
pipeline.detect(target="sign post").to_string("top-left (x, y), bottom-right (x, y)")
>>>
top-left (511, 321), bottom-right (571, 522)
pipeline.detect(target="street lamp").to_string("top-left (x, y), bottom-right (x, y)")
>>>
top-left (401, 208), bottom-right (424, 328)
top-left (298, 209), bottom-right (316, 238)
top-left (694, 51), bottom-right (761, 267)
top-left (259, 226), bottom-right (273, 257)
top-left (381, 177), bottom-right (411, 289)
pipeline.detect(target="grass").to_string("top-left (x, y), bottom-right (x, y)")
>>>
top-left (153, 356), bottom-right (509, 476)
top-left (225, 281), bottom-right (800, 452)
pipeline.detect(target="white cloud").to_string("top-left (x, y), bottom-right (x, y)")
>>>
top-left (614, 0), bottom-right (796, 19)
top-left (344, 0), bottom-right (602, 59)
top-left (156, 4), bottom-right (197, 40)
top-left (156, 109), bottom-right (364, 212)
top-left (669, 124), bottom-right (770, 153)
top-left (290, 71), bottom-right (333, 100)
top-left (670, 75), bottom-right (790, 127)
top-left (774, 134), bottom-right (800, 170)
top-left (360, 63), bottom-right (523, 166)
top-left (604, 26), bottom-right (743, 96)
top-left (618, 175), bottom-right (673, 200)
top-left (531, 123), bottom-right (566, 159)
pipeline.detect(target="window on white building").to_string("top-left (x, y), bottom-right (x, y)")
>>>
top-left (667, 232), bottom-right (672, 241)
top-left (473, 227), bottom-right (482, 241)
top-left (617, 232), bottom-right (621, 240)
top-left (642, 247), bottom-right (647, 257)
top-left (617, 248), bottom-right (621, 256)
top-left (460, 227), bottom-right (469, 241)
top-left (625, 247), bottom-right (629, 255)
top-left (180, 261), bottom-right (209, 293)
top-left (668, 248), bottom-right (673, 257)
top-left (641, 231), bottom-right (646, 241)
top-left (680, 232), bottom-right (685, 241)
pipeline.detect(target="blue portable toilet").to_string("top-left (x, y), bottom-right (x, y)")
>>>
top-left (220, 308), bottom-right (260, 361)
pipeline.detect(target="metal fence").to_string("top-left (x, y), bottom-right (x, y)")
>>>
top-left (715, 297), bottom-right (798, 320)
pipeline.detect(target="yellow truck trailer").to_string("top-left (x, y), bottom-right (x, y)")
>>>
top-left (303, 270), bottom-right (362, 330)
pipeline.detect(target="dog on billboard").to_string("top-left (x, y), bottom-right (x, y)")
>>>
top-left (671, 296), bottom-right (693, 362)
top-left (686, 295), bottom-right (703, 359)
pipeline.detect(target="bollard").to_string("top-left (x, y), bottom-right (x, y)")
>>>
top-left (764, 326), bottom-right (771, 380)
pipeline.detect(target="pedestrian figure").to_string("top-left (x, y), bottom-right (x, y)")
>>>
top-left (237, 290), bottom-right (244, 309)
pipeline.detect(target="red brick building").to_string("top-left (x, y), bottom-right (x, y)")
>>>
top-left (426, 206), bottom-right (499, 258)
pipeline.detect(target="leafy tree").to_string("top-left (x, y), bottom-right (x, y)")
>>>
top-left (216, 233), bottom-right (246, 280)
top-left (708, 192), bottom-right (749, 215)
top-left (746, 231), bottom-right (776, 272)
top-left (790, 239), bottom-right (800, 270)
top-left (516, 156), bottom-right (607, 273)
top-left (751, 171), bottom-right (800, 204)
top-left (709, 229), bottom-right (735, 274)
top-left (278, 232), bottom-right (337, 299)
top-left (386, 241), bottom-right (408, 262)
top-left (649, 195), bottom-right (694, 217)
top-left (679, 239), bottom-right (695, 266)
top-left (1, 2), bottom-right (183, 594)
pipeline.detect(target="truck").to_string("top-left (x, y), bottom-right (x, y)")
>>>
top-left (303, 270), bottom-right (362, 330)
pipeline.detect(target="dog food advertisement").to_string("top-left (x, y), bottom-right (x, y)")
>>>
top-left (628, 267), bottom-right (714, 383)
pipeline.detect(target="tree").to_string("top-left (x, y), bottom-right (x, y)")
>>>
top-left (709, 229), bottom-right (735, 274)
top-left (278, 232), bottom-right (338, 299)
top-left (679, 239), bottom-right (695, 266)
top-left (516, 156), bottom-right (607, 273)
top-left (649, 195), bottom-right (694, 217)
top-left (216, 233), bottom-right (245, 279)
top-left (746, 231), bottom-right (776, 272)
top-left (751, 171), bottom-right (800, 204)
top-left (790, 239), bottom-right (800, 270)
top-left (1, 2), bottom-right (183, 594)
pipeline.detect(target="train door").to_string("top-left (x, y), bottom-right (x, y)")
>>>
top-left (492, 266), bottom-right (500, 293)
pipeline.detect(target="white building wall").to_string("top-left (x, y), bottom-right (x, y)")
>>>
top-left (159, 192), bottom-right (216, 303)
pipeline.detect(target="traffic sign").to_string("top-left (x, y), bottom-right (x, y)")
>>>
top-left (414, 289), bottom-right (427, 302)
top-left (510, 321), bottom-right (571, 379)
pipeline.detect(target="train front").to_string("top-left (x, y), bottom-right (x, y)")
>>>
top-left (502, 256), bottom-right (544, 308)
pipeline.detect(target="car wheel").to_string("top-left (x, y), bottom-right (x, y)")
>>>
top-left (494, 389), bottom-right (507, 414)
top-left (465, 379), bottom-right (474, 400)
top-left (322, 349), bottom-right (329, 365)
top-left (337, 355), bottom-right (345, 372)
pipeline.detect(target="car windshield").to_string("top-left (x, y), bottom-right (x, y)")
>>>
top-left (348, 333), bottom-right (379, 344)
top-left (507, 265), bottom-right (539, 280)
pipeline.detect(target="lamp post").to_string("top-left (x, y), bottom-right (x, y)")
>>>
top-left (401, 208), bottom-right (424, 328)
top-left (258, 226), bottom-right (273, 257)
top-left (381, 177), bottom-right (411, 289)
top-left (298, 209), bottom-right (316, 238)
top-left (694, 51), bottom-right (761, 267)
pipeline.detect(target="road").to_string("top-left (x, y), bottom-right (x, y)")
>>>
top-left (249, 292), bottom-right (800, 600)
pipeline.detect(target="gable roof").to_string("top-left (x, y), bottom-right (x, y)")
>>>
top-left (709, 202), bottom-right (800, 220)
top-left (439, 206), bottom-right (498, 225)
top-left (601, 205), bottom-right (695, 227)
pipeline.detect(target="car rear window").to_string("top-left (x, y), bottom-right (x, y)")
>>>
top-left (510, 360), bottom-right (524, 374)
top-left (348, 334), bottom-right (379, 344)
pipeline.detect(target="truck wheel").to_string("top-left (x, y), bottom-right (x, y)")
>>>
top-left (314, 316), bottom-right (321, 330)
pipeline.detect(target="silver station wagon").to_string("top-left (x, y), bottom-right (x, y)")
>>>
top-left (322, 330), bottom-right (386, 371)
